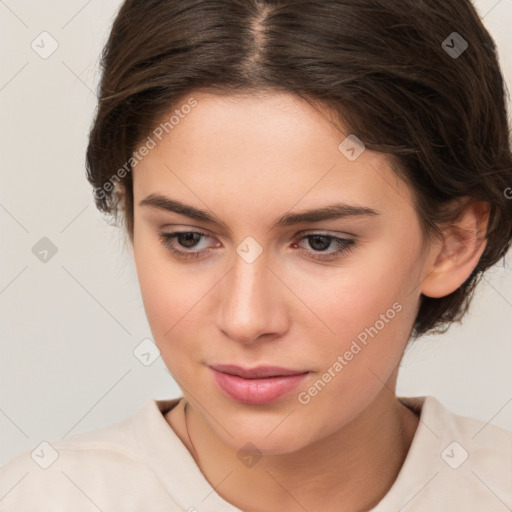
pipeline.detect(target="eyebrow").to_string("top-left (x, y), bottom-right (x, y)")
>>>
top-left (139, 193), bottom-right (380, 231)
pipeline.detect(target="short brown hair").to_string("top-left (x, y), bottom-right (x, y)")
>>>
top-left (86, 0), bottom-right (512, 338)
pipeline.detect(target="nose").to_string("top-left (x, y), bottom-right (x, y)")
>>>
top-left (216, 249), bottom-right (289, 345)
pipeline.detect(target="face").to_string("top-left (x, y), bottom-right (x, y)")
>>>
top-left (132, 91), bottom-right (432, 454)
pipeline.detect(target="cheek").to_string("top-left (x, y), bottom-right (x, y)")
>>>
top-left (293, 243), bottom-right (416, 338)
top-left (137, 262), bottom-right (199, 340)
top-left (134, 238), bottom-right (186, 338)
top-left (298, 242), bottom-right (421, 380)
top-left (304, 275), bottom-right (413, 371)
top-left (292, 273), bottom-right (417, 433)
top-left (133, 242), bottom-right (220, 375)
top-left (135, 263), bottom-right (203, 385)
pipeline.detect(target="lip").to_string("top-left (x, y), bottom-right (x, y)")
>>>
top-left (209, 364), bottom-right (308, 379)
top-left (209, 364), bottom-right (310, 405)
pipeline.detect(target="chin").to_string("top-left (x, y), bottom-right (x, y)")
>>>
top-left (213, 412), bottom-right (318, 455)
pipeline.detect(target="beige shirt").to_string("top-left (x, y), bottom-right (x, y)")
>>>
top-left (1, 395), bottom-right (511, 511)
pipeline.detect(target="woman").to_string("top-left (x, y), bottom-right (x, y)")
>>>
top-left (1, 0), bottom-right (511, 510)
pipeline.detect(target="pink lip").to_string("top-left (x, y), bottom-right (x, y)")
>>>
top-left (209, 364), bottom-right (310, 405)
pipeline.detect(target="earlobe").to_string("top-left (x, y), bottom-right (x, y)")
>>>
top-left (421, 200), bottom-right (489, 299)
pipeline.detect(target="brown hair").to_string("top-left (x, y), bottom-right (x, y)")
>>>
top-left (86, 0), bottom-right (512, 338)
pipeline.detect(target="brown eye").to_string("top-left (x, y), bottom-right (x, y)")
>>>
top-left (293, 233), bottom-right (357, 261)
top-left (174, 232), bottom-right (202, 248)
top-left (158, 231), bottom-right (217, 260)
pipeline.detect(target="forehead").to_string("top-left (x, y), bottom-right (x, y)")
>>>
top-left (155, 90), bottom-right (345, 155)
top-left (133, 91), bottom-right (416, 224)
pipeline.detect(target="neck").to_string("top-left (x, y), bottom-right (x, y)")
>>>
top-left (170, 384), bottom-right (419, 512)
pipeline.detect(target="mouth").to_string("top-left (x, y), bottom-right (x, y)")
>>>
top-left (209, 364), bottom-right (308, 379)
top-left (208, 364), bottom-right (310, 405)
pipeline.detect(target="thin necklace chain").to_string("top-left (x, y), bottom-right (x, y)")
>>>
top-left (184, 400), bottom-right (201, 467)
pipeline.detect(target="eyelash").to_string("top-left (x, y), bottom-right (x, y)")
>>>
top-left (157, 230), bottom-right (357, 262)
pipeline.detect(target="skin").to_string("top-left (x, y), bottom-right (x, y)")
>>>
top-left (130, 91), bottom-right (489, 512)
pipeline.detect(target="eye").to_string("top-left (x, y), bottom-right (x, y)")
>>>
top-left (292, 233), bottom-right (357, 261)
top-left (158, 231), bottom-right (357, 262)
top-left (158, 231), bottom-right (218, 260)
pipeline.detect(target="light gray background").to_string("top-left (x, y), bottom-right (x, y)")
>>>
top-left (1, 0), bottom-right (511, 467)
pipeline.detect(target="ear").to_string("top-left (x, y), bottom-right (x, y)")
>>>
top-left (421, 199), bottom-right (490, 298)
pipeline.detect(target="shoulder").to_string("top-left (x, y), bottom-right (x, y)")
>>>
top-left (0, 398), bottom-right (182, 511)
top-left (382, 395), bottom-right (512, 511)
top-left (417, 395), bottom-right (512, 462)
